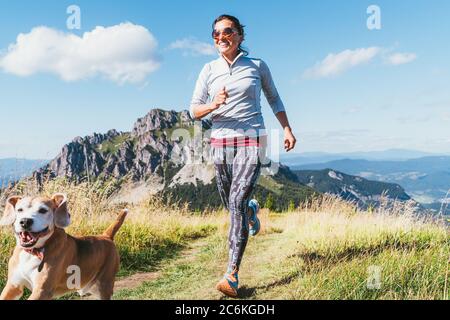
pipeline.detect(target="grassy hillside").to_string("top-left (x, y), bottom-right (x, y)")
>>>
top-left (162, 165), bottom-right (319, 212)
top-left (0, 179), bottom-right (448, 300)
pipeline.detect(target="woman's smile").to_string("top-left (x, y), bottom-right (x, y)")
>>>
top-left (218, 40), bottom-right (230, 49)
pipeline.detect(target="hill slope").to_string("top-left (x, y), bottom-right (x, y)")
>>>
top-left (294, 169), bottom-right (411, 209)
top-left (292, 157), bottom-right (450, 206)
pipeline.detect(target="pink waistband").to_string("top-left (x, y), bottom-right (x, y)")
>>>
top-left (210, 137), bottom-right (260, 147)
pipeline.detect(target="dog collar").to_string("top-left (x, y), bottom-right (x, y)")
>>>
top-left (24, 247), bottom-right (45, 260)
top-left (24, 247), bottom-right (46, 272)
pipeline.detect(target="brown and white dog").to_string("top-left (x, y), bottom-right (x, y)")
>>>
top-left (0, 193), bottom-right (127, 300)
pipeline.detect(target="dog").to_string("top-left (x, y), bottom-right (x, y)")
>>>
top-left (0, 193), bottom-right (127, 300)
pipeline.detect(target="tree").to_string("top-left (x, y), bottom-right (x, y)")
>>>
top-left (288, 200), bottom-right (296, 212)
top-left (264, 193), bottom-right (274, 211)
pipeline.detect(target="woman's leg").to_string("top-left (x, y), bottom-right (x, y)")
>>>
top-left (227, 146), bottom-right (261, 272)
top-left (213, 146), bottom-right (233, 210)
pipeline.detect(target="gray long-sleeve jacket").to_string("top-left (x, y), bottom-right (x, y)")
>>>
top-left (190, 52), bottom-right (285, 139)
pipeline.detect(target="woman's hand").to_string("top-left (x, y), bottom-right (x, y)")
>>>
top-left (284, 127), bottom-right (297, 152)
top-left (212, 87), bottom-right (228, 109)
top-left (191, 87), bottom-right (228, 119)
top-left (275, 111), bottom-right (297, 152)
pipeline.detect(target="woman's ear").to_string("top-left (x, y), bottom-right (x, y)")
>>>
top-left (0, 196), bottom-right (22, 226)
top-left (52, 193), bottom-right (71, 228)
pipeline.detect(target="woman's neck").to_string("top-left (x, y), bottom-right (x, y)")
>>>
top-left (222, 50), bottom-right (240, 65)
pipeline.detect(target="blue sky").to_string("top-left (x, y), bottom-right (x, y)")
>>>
top-left (0, 0), bottom-right (449, 159)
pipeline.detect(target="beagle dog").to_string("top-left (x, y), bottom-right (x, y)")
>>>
top-left (0, 194), bottom-right (127, 300)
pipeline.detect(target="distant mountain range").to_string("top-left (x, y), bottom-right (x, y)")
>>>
top-left (291, 157), bottom-right (450, 213)
top-left (1, 108), bottom-right (417, 212)
top-left (0, 158), bottom-right (47, 187)
top-left (281, 149), bottom-right (449, 166)
top-left (294, 169), bottom-right (411, 209)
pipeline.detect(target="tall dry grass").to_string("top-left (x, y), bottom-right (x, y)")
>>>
top-left (0, 178), bottom-right (220, 290)
top-left (0, 180), bottom-right (448, 299)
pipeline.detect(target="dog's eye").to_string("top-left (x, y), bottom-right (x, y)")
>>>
top-left (17, 208), bottom-right (23, 213)
top-left (38, 208), bottom-right (48, 214)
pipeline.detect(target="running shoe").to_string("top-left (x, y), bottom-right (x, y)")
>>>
top-left (248, 199), bottom-right (261, 236)
top-left (216, 267), bottom-right (239, 298)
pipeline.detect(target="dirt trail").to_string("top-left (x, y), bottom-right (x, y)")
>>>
top-left (114, 237), bottom-right (210, 292)
top-left (114, 271), bottom-right (161, 291)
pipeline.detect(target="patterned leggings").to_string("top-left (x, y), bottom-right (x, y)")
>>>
top-left (213, 145), bottom-right (262, 272)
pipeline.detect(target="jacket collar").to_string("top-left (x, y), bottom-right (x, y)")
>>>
top-left (220, 51), bottom-right (244, 68)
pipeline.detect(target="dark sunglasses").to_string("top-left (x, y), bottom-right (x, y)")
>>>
top-left (212, 27), bottom-right (238, 39)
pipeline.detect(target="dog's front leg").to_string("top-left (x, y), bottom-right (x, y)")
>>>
top-left (28, 277), bottom-right (54, 300)
top-left (28, 265), bottom-right (56, 300)
top-left (28, 287), bottom-right (54, 300)
top-left (0, 282), bottom-right (24, 300)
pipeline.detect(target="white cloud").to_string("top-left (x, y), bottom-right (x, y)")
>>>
top-left (303, 47), bottom-right (381, 79)
top-left (385, 52), bottom-right (417, 65)
top-left (169, 38), bottom-right (216, 56)
top-left (0, 23), bottom-right (160, 84)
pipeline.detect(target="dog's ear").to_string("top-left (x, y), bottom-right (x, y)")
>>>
top-left (0, 196), bottom-right (22, 226)
top-left (52, 193), bottom-right (71, 228)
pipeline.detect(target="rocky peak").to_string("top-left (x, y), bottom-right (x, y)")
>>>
top-left (33, 108), bottom-right (212, 190)
top-left (132, 109), bottom-right (195, 137)
top-left (72, 129), bottom-right (121, 146)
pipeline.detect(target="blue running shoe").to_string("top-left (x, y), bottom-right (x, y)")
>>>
top-left (248, 199), bottom-right (260, 236)
top-left (216, 267), bottom-right (239, 298)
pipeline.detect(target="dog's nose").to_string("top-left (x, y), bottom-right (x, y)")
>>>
top-left (19, 218), bottom-right (33, 230)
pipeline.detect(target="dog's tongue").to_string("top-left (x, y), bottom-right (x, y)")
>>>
top-left (20, 232), bottom-right (34, 243)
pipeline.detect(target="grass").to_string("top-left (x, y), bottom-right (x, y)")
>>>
top-left (97, 133), bottom-right (135, 155)
top-left (113, 198), bottom-right (449, 300)
top-left (0, 180), bottom-right (448, 300)
top-left (0, 179), bottom-right (218, 290)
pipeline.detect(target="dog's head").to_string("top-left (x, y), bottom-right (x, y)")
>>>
top-left (0, 193), bottom-right (71, 249)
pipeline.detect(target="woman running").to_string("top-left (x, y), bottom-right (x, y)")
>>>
top-left (190, 14), bottom-right (296, 298)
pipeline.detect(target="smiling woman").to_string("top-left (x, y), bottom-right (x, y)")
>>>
top-left (190, 14), bottom-right (297, 298)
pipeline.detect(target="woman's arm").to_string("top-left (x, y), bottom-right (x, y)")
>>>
top-left (275, 111), bottom-right (297, 152)
top-left (192, 87), bottom-right (228, 120)
top-left (260, 60), bottom-right (297, 152)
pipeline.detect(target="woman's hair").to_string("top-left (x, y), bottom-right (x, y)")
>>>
top-left (213, 14), bottom-right (249, 56)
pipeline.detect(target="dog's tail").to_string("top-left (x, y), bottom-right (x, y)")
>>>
top-left (103, 209), bottom-right (128, 240)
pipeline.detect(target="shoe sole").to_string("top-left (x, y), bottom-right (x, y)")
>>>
top-left (216, 281), bottom-right (238, 298)
top-left (249, 216), bottom-right (260, 236)
top-left (249, 200), bottom-right (260, 236)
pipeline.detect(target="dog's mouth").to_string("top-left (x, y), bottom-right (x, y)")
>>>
top-left (17, 227), bottom-right (50, 248)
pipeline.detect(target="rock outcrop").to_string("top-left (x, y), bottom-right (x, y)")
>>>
top-left (34, 108), bottom-right (212, 197)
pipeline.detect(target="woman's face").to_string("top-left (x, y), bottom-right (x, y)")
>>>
top-left (213, 19), bottom-right (243, 56)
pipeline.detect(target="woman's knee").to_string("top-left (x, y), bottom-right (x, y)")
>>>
top-left (229, 196), bottom-right (248, 215)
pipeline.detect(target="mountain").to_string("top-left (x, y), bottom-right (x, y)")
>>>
top-left (0, 158), bottom-right (47, 187)
top-left (292, 158), bottom-right (450, 206)
top-left (294, 169), bottom-right (411, 209)
top-left (280, 149), bottom-right (446, 166)
top-left (4, 108), bottom-right (419, 212)
top-left (31, 108), bottom-right (318, 211)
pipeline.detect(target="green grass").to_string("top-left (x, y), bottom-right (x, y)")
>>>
top-left (153, 125), bottom-right (196, 141)
top-left (113, 209), bottom-right (449, 300)
top-left (0, 231), bottom-right (15, 290)
top-left (97, 133), bottom-right (134, 155)
top-left (257, 175), bottom-right (284, 194)
top-left (1, 181), bottom-right (448, 300)
top-left (0, 219), bottom-right (216, 292)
